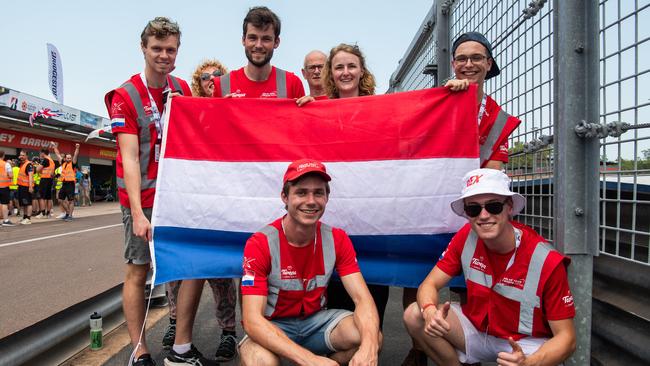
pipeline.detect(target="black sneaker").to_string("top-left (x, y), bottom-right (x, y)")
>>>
top-left (162, 322), bottom-right (176, 350)
top-left (214, 333), bottom-right (237, 362)
top-left (164, 345), bottom-right (218, 366)
top-left (133, 353), bottom-right (157, 366)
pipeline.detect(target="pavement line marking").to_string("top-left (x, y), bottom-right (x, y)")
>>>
top-left (0, 224), bottom-right (122, 248)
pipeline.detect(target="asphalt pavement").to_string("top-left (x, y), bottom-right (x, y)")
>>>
top-left (104, 286), bottom-right (430, 366)
top-left (0, 202), bottom-right (123, 338)
top-left (1, 201), bottom-right (447, 365)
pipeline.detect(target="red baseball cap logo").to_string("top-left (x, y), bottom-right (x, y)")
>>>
top-left (283, 159), bottom-right (331, 184)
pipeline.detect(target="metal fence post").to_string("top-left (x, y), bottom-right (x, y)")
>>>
top-left (553, 0), bottom-right (599, 364)
top-left (435, 0), bottom-right (451, 85)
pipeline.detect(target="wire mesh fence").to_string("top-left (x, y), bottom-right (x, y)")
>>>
top-left (389, 0), bottom-right (650, 266)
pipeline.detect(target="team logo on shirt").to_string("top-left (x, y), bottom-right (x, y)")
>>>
top-left (562, 291), bottom-right (574, 306)
top-left (260, 92), bottom-right (277, 98)
top-left (110, 102), bottom-right (124, 116)
top-left (281, 265), bottom-right (297, 279)
top-left (470, 257), bottom-right (487, 272)
top-left (143, 105), bottom-right (153, 116)
top-left (501, 277), bottom-right (525, 288)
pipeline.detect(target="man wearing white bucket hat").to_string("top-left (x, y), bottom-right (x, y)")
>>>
top-left (403, 168), bottom-right (577, 366)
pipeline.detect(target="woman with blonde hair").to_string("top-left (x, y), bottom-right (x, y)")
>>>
top-left (162, 58), bottom-right (238, 363)
top-left (190, 59), bottom-right (228, 97)
top-left (296, 43), bottom-right (388, 331)
top-left (296, 43), bottom-right (376, 106)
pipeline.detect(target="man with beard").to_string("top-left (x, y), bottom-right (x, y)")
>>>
top-left (301, 50), bottom-right (327, 98)
top-left (212, 6), bottom-right (304, 99)
top-left (173, 7), bottom-right (305, 365)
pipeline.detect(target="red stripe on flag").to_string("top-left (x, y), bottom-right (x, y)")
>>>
top-left (163, 86), bottom-right (479, 162)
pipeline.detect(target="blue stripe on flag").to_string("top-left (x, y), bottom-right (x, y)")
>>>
top-left (153, 227), bottom-right (465, 288)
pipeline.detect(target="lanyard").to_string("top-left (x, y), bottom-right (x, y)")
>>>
top-left (139, 72), bottom-right (168, 142)
top-left (505, 227), bottom-right (522, 271)
top-left (477, 93), bottom-right (487, 125)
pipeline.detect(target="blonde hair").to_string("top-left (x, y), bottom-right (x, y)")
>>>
top-left (190, 59), bottom-right (229, 97)
top-left (141, 17), bottom-right (181, 46)
top-left (322, 44), bottom-right (376, 99)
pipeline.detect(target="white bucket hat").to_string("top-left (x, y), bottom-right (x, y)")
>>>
top-left (450, 168), bottom-right (526, 218)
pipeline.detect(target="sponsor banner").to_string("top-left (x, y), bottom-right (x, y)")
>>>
top-left (152, 86), bottom-right (480, 287)
top-left (46, 43), bottom-right (64, 105)
top-left (0, 87), bottom-right (79, 124)
top-left (0, 127), bottom-right (115, 160)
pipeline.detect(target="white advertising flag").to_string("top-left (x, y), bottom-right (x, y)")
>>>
top-left (46, 43), bottom-right (64, 104)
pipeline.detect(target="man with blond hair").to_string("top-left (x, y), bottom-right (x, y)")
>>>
top-left (105, 16), bottom-right (204, 366)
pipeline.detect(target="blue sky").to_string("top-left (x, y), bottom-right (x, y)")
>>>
top-left (0, 0), bottom-right (433, 117)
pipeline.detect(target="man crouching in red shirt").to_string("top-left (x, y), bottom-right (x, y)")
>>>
top-left (239, 159), bottom-right (381, 366)
top-left (404, 168), bottom-right (576, 366)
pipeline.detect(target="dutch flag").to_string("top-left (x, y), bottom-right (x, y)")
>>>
top-left (151, 87), bottom-right (480, 287)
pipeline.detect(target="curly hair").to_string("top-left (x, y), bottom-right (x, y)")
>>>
top-left (190, 59), bottom-right (229, 97)
top-left (322, 44), bottom-right (376, 99)
top-left (141, 17), bottom-right (181, 47)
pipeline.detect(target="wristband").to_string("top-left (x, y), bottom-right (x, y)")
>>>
top-left (420, 303), bottom-right (436, 313)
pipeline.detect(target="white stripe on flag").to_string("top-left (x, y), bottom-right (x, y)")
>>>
top-left (154, 158), bottom-right (477, 235)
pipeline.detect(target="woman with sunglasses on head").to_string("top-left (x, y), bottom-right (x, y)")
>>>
top-left (297, 43), bottom-right (390, 333)
top-left (160, 59), bottom-right (239, 363)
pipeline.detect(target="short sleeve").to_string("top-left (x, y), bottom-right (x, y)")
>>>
top-left (542, 264), bottom-right (576, 320)
top-left (108, 92), bottom-right (138, 136)
top-left (287, 73), bottom-right (306, 99)
top-left (435, 227), bottom-right (467, 277)
top-left (333, 229), bottom-right (361, 277)
top-left (241, 233), bottom-right (272, 296)
top-left (489, 140), bottom-right (509, 163)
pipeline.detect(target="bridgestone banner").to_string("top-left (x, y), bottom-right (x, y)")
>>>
top-left (46, 43), bottom-right (63, 104)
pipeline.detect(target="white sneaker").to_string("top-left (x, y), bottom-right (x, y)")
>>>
top-left (20, 218), bottom-right (32, 225)
top-left (56, 213), bottom-right (67, 219)
top-left (34, 213), bottom-right (44, 219)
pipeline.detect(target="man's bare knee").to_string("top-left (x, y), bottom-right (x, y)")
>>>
top-left (403, 302), bottom-right (423, 332)
top-left (330, 315), bottom-right (361, 351)
top-left (239, 338), bottom-right (281, 366)
top-left (125, 264), bottom-right (148, 285)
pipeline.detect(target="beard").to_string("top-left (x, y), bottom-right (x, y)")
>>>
top-left (245, 48), bottom-right (274, 68)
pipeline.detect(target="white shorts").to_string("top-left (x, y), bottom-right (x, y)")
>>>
top-left (450, 303), bottom-right (552, 364)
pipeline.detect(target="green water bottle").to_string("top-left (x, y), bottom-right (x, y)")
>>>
top-left (90, 312), bottom-right (103, 350)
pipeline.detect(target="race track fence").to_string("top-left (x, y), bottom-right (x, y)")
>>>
top-left (390, 0), bottom-right (650, 364)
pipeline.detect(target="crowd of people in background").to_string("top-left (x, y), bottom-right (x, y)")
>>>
top-left (0, 143), bottom-right (102, 227)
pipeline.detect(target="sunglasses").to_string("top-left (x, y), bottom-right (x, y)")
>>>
top-left (463, 200), bottom-right (507, 217)
top-left (200, 70), bottom-right (222, 81)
